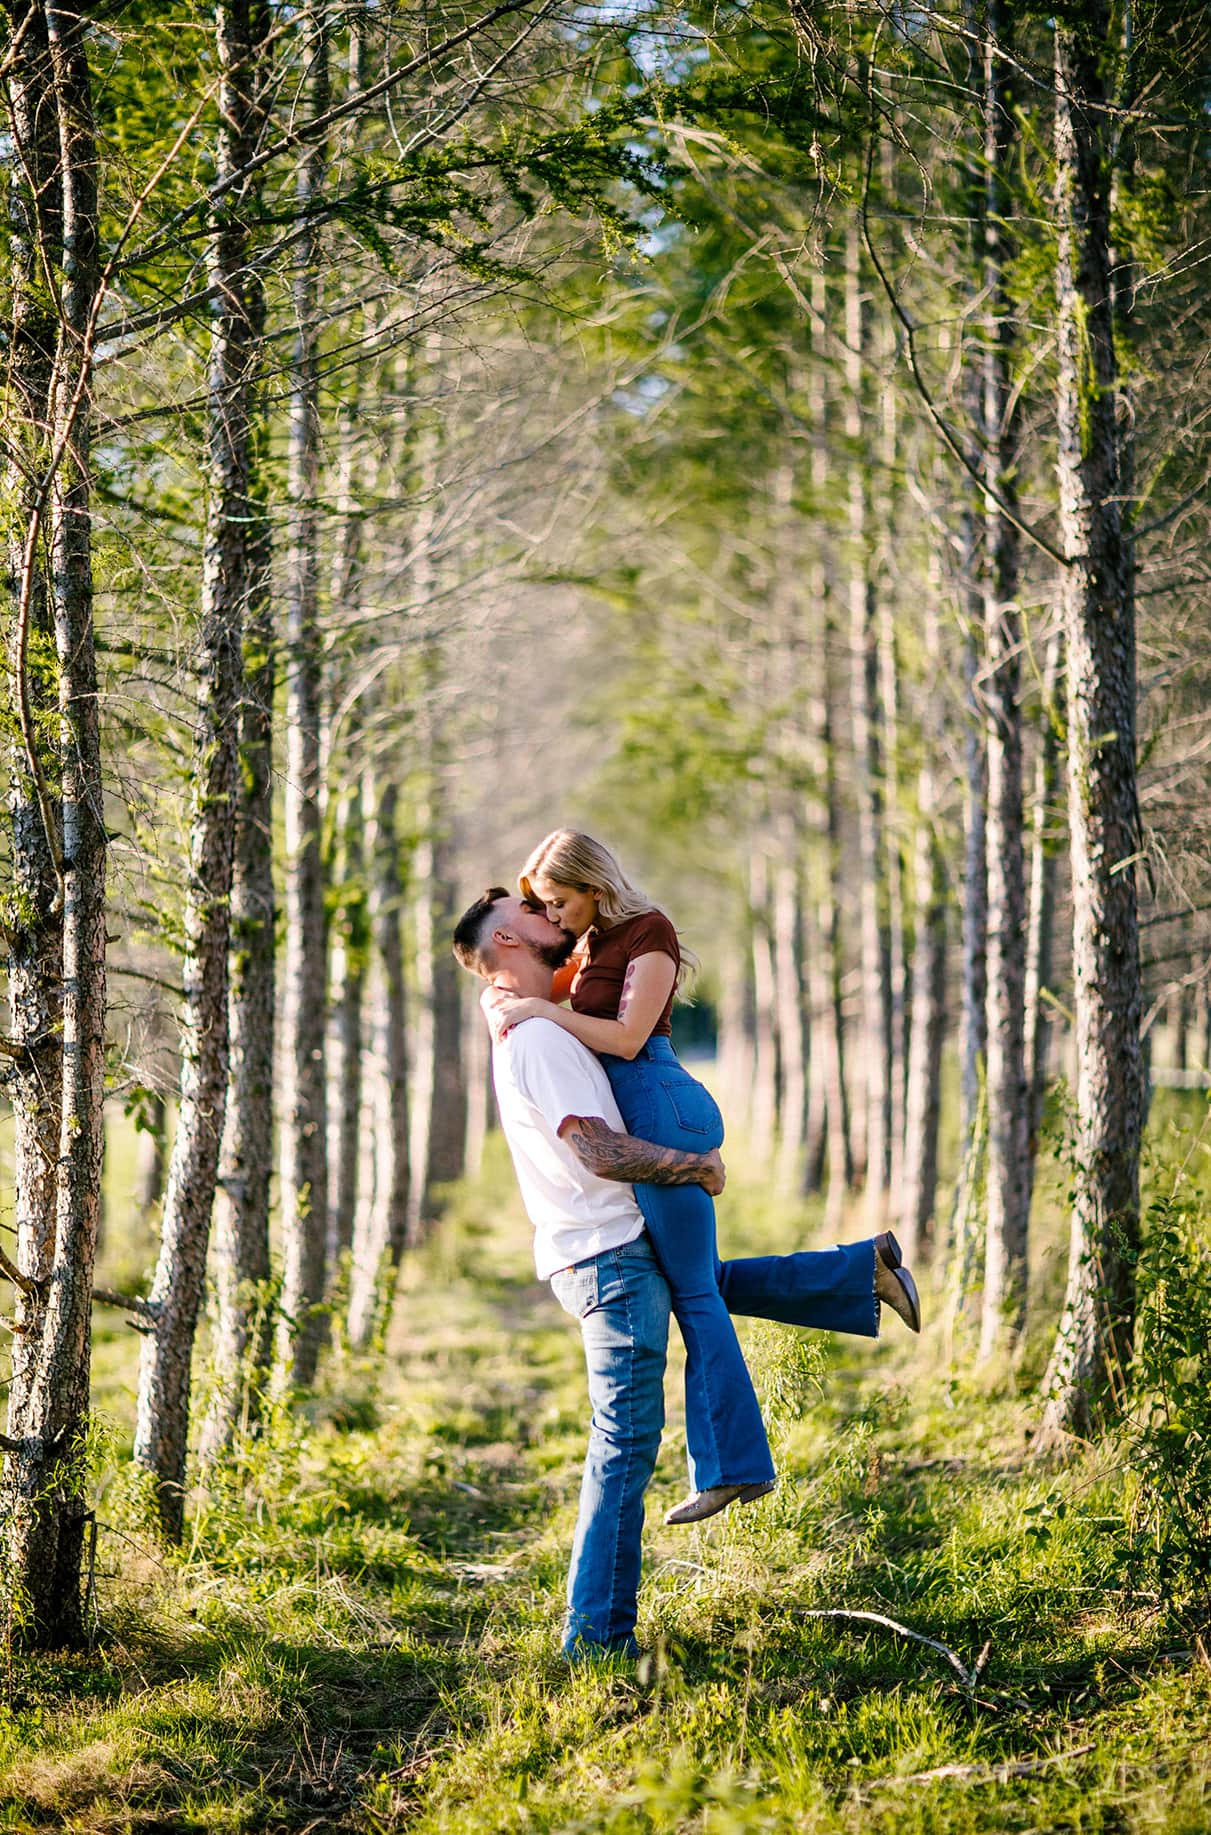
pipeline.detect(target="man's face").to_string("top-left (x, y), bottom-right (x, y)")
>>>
top-left (496, 895), bottom-right (575, 969)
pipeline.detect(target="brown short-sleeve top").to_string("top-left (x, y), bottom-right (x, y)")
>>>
top-left (570, 909), bottom-right (680, 1037)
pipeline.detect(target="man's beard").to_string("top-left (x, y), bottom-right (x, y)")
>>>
top-left (531, 930), bottom-right (576, 970)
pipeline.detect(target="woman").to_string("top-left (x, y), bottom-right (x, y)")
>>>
top-left (486, 829), bottom-right (919, 1526)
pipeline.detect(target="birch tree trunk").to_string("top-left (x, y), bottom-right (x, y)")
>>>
top-left (748, 847), bottom-right (779, 1164)
top-left (348, 770), bottom-right (410, 1348)
top-left (327, 770), bottom-right (367, 1274)
top-left (773, 854), bottom-right (807, 1192)
top-left (804, 271), bottom-right (852, 1223)
top-left (325, 382), bottom-right (368, 1283)
top-left (3, 11), bottom-right (66, 1565)
top-left (134, 0), bottom-right (260, 1534)
top-left (877, 404), bottom-right (908, 1221)
top-left (277, 5), bottom-right (331, 1386)
top-left (1040, 10), bottom-right (1142, 1442)
top-left (200, 0), bottom-right (275, 1463)
top-left (845, 225), bottom-right (890, 1220)
top-left (900, 586), bottom-right (948, 1264)
top-left (1023, 627), bottom-right (1063, 1181)
top-left (2, 0), bottom-right (105, 1646)
top-left (979, 7), bottom-right (1031, 1363)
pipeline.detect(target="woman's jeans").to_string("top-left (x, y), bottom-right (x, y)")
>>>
top-left (601, 1038), bottom-right (878, 1493)
top-left (551, 1235), bottom-right (669, 1657)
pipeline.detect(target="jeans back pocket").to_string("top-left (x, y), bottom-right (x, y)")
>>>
top-left (549, 1260), bottom-right (599, 1319)
top-left (659, 1076), bottom-right (724, 1142)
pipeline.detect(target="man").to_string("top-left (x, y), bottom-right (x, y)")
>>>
top-left (452, 887), bottom-right (723, 1659)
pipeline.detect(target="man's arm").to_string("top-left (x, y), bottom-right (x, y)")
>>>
top-left (558, 1114), bottom-right (725, 1197)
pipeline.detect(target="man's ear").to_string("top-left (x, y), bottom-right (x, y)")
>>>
top-left (491, 924), bottom-right (517, 951)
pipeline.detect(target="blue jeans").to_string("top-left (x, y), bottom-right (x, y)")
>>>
top-left (601, 1039), bottom-right (879, 1493)
top-left (550, 1234), bottom-right (670, 1658)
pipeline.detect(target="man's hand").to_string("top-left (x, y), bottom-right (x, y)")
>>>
top-left (699, 1148), bottom-right (726, 1197)
top-left (560, 1115), bottom-right (727, 1194)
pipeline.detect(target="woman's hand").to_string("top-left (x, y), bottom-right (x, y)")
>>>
top-left (481, 988), bottom-right (553, 1036)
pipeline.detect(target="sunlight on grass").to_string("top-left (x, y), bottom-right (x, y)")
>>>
top-left (1, 1107), bottom-right (1210, 1831)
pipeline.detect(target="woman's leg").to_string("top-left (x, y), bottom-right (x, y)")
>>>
top-left (605, 1048), bottom-right (774, 1493)
top-left (717, 1242), bottom-right (880, 1338)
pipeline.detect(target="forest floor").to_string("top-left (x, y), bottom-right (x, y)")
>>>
top-left (2, 1103), bottom-right (1210, 1833)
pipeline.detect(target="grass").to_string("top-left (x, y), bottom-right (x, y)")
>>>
top-left (1, 1104), bottom-right (1210, 1832)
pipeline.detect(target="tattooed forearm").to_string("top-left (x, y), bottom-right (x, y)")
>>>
top-left (564, 1115), bottom-right (722, 1189)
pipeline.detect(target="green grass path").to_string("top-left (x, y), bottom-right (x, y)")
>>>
top-left (2, 1137), bottom-right (1210, 1832)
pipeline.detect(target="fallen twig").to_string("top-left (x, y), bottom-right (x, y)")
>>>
top-left (873, 1742), bottom-right (1096, 1787)
top-left (802, 1609), bottom-right (985, 1689)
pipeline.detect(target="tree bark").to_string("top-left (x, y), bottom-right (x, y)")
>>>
top-left (900, 584), bottom-right (948, 1264)
top-left (748, 846), bottom-right (779, 1164)
top-left (804, 269), bottom-right (853, 1225)
top-left (4, 8), bottom-right (66, 1551)
top-left (845, 224), bottom-right (890, 1221)
top-left (979, 6), bottom-right (1031, 1363)
top-left (3, 0), bottom-right (105, 1647)
top-left (277, 4), bottom-right (331, 1387)
top-left (1023, 627), bottom-right (1063, 1182)
top-left (348, 770), bottom-right (410, 1349)
top-left (773, 853), bottom-right (807, 1192)
top-left (1039, 11), bottom-right (1142, 1443)
top-left (200, 1), bottom-right (275, 1463)
top-left (324, 383), bottom-right (368, 1284)
top-left (134, 0), bottom-right (259, 1533)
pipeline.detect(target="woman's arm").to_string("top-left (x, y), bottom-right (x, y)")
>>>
top-left (489, 951), bottom-right (676, 1059)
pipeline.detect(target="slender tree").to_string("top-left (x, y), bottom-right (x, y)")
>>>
top-left (134, 0), bottom-right (261, 1532)
top-left (979, 4), bottom-right (1030, 1362)
top-left (277, 2), bottom-right (332, 1385)
top-left (1, 0), bottom-right (106, 1646)
top-left (1039, 6), bottom-right (1142, 1442)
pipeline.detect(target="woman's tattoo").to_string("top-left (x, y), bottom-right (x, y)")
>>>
top-left (566, 1115), bottom-right (711, 1185)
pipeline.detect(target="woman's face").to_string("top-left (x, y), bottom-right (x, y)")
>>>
top-left (532, 878), bottom-right (599, 938)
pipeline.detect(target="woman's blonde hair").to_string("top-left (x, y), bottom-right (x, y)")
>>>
top-left (519, 829), bottom-right (698, 985)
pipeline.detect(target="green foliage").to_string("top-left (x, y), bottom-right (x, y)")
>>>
top-left (1123, 1178), bottom-right (1211, 1627)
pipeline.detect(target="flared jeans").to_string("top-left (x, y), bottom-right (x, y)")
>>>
top-left (601, 1037), bottom-right (879, 1494)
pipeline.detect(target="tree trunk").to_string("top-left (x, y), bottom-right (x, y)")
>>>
top-left (748, 847), bottom-right (779, 1163)
top-left (1039, 10), bottom-right (1142, 1443)
top-left (845, 224), bottom-right (890, 1221)
top-left (1023, 627), bottom-right (1063, 1179)
top-left (277, 5), bottom-right (331, 1387)
top-left (878, 408), bottom-right (908, 1223)
top-left (200, 4), bottom-right (275, 1464)
top-left (4, 11), bottom-right (67, 1591)
top-left (900, 584), bottom-right (948, 1265)
top-left (804, 271), bottom-right (852, 1225)
top-left (327, 771), bottom-right (367, 1274)
top-left (979, 6), bottom-right (1031, 1363)
top-left (132, 1094), bottom-right (168, 1219)
top-left (3, 0), bottom-right (105, 1647)
top-left (348, 771), bottom-right (410, 1349)
top-left (134, 0), bottom-right (258, 1533)
top-left (325, 385), bottom-right (368, 1284)
top-left (773, 854), bottom-right (807, 1192)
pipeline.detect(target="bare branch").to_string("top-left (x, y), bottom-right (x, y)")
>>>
top-left (92, 1288), bottom-right (159, 1322)
top-left (0, 1244), bottom-right (40, 1296)
top-left (802, 1608), bottom-right (984, 1688)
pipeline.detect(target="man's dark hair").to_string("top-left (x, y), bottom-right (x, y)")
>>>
top-left (452, 886), bottom-right (510, 972)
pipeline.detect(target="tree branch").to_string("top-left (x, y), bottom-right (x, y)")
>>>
top-left (115, 0), bottom-right (550, 279)
top-left (802, 1608), bottom-right (990, 1690)
top-left (856, 75), bottom-right (1070, 570)
top-left (92, 1288), bottom-right (159, 1322)
top-left (0, 1244), bottom-right (40, 1296)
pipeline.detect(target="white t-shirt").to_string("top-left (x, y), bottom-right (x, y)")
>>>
top-left (491, 1017), bottom-right (644, 1280)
